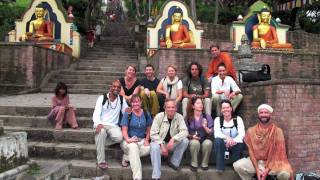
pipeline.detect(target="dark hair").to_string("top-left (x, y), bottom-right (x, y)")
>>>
top-left (54, 82), bottom-right (68, 97)
top-left (217, 62), bottom-right (226, 70)
top-left (36, 3), bottom-right (45, 9)
top-left (219, 99), bottom-right (235, 119)
top-left (186, 62), bottom-right (203, 78)
top-left (209, 44), bottom-right (220, 51)
top-left (186, 96), bottom-right (204, 122)
top-left (173, 7), bottom-right (183, 15)
top-left (145, 64), bottom-right (154, 70)
top-left (260, 8), bottom-right (270, 13)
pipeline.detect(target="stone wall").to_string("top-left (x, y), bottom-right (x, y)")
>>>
top-left (150, 49), bottom-right (320, 81)
top-left (201, 23), bottom-right (230, 40)
top-left (0, 43), bottom-right (73, 94)
top-left (238, 80), bottom-right (320, 174)
top-left (149, 49), bottom-right (320, 173)
top-left (288, 31), bottom-right (320, 52)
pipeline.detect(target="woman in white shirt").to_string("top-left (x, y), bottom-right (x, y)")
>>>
top-left (213, 99), bottom-right (245, 172)
top-left (156, 65), bottom-right (183, 112)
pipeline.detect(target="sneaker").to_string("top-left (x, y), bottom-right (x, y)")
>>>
top-left (121, 159), bottom-right (129, 167)
top-left (190, 165), bottom-right (198, 172)
top-left (98, 162), bottom-right (108, 169)
top-left (201, 166), bottom-right (209, 171)
top-left (168, 162), bottom-right (180, 171)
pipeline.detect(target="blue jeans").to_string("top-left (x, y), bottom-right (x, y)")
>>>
top-left (214, 138), bottom-right (244, 171)
top-left (150, 138), bottom-right (189, 179)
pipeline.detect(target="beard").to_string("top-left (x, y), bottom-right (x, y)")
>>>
top-left (112, 90), bottom-right (119, 96)
top-left (258, 117), bottom-right (271, 124)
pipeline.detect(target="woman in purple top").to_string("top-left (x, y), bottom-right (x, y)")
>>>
top-left (186, 97), bottom-right (214, 171)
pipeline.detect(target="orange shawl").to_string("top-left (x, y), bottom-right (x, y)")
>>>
top-left (245, 123), bottom-right (294, 180)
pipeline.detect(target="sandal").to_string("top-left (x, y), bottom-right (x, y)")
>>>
top-left (98, 162), bottom-right (108, 169)
top-left (121, 159), bottom-right (129, 167)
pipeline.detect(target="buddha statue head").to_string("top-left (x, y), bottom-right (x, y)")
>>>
top-left (172, 7), bottom-right (183, 24)
top-left (258, 8), bottom-right (271, 24)
top-left (35, 3), bottom-right (46, 19)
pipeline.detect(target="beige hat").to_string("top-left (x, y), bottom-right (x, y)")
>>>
top-left (258, 104), bottom-right (273, 113)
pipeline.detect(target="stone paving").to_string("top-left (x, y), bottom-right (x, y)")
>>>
top-left (0, 93), bottom-right (99, 108)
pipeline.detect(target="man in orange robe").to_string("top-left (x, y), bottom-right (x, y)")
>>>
top-left (233, 104), bottom-right (294, 180)
top-left (206, 45), bottom-right (237, 81)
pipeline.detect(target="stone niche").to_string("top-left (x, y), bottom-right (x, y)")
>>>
top-left (8, 0), bottom-right (81, 58)
top-left (0, 131), bottom-right (28, 173)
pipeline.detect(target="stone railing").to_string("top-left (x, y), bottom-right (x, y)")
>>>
top-left (0, 43), bottom-right (73, 95)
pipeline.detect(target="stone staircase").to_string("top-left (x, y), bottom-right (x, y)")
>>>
top-left (41, 36), bottom-right (140, 94)
top-left (0, 21), bottom-right (241, 179)
top-left (0, 93), bottom-right (240, 179)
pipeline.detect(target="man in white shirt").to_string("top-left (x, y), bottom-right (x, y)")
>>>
top-left (211, 63), bottom-right (243, 116)
top-left (93, 80), bottom-right (129, 169)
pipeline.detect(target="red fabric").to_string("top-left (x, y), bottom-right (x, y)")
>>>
top-left (245, 123), bottom-right (294, 180)
top-left (206, 52), bottom-right (237, 80)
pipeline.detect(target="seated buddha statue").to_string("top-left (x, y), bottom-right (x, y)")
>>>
top-left (251, 8), bottom-right (292, 49)
top-left (160, 7), bottom-right (196, 48)
top-left (20, 4), bottom-right (53, 42)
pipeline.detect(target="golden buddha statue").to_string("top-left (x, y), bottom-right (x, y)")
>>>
top-left (251, 8), bottom-right (292, 49)
top-left (20, 4), bottom-right (53, 42)
top-left (160, 7), bottom-right (196, 48)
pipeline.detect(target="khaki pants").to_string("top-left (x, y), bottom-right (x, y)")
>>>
top-left (121, 139), bottom-right (150, 179)
top-left (182, 98), bottom-right (212, 118)
top-left (140, 90), bottom-right (159, 117)
top-left (95, 125), bottom-right (123, 164)
top-left (212, 94), bottom-right (243, 116)
top-left (189, 139), bottom-right (213, 168)
top-left (233, 157), bottom-right (291, 180)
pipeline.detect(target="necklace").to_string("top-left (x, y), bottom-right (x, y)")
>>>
top-left (107, 96), bottom-right (118, 109)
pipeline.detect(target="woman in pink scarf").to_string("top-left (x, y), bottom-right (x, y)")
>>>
top-left (47, 82), bottom-right (79, 130)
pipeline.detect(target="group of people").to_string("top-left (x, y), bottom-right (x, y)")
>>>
top-left (47, 44), bottom-right (293, 180)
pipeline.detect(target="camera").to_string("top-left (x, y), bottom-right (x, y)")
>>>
top-left (224, 151), bottom-right (230, 159)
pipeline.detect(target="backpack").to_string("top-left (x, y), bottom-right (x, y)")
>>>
top-left (102, 93), bottom-right (124, 124)
top-left (239, 64), bottom-right (271, 83)
top-left (220, 116), bottom-right (238, 130)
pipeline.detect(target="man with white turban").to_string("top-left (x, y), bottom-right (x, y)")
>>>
top-left (233, 104), bottom-right (294, 180)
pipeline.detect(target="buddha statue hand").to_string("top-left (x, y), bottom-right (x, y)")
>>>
top-left (166, 39), bottom-right (173, 48)
top-left (260, 39), bottom-right (266, 48)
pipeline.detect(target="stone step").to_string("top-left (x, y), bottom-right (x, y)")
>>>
top-left (82, 55), bottom-right (138, 59)
top-left (28, 141), bottom-right (121, 160)
top-left (0, 106), bottom-right (93, 117)
top-left (46, 83), bottom-right (108, 90)
top-left (41, 88), bottom-right (105, 94)
top-left (54, 71), bottom-right (143, 77)
top-left (78, 58), bottom-right (138, 62)
top-left (31, 160), bottom-right (71, 180)
top-left (78, 61), bottom-right (138, 68)
top-left (51, 73), bottom-right (143, 80)
top-left (76, 66), bottom-right (134, 71)
top-left (0, 115), bottom-right (92, 128)
top-left (4, 126), bottom-right (96, 143)
top-left (67, 159), bottom-right (240, 179)
top-left (49, 78), bottom-right (116, 85)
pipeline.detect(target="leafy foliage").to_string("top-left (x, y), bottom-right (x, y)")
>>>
top-left (0, 3), bottom-right (27, 40)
